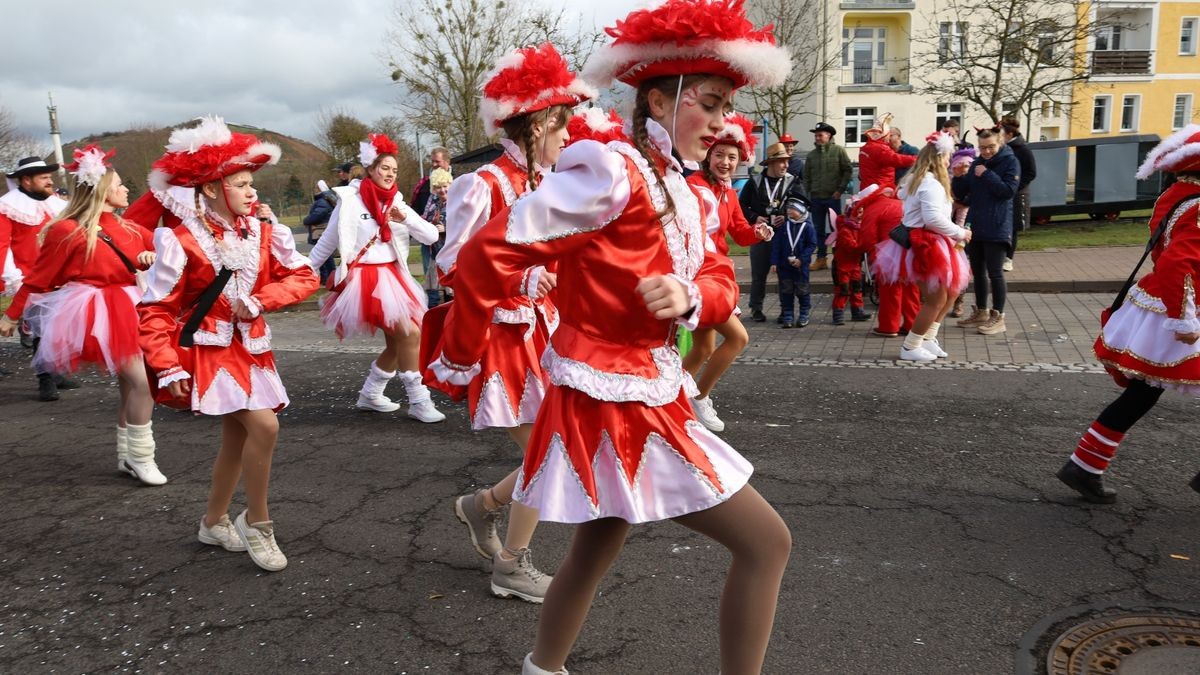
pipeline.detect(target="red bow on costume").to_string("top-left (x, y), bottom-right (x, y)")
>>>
top-left (358, 178), bottom-right (397, 243)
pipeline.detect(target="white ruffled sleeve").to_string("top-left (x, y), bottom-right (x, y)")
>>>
top-left (1, 248), bottom-right (21, 296)
top-left (141, 228), bottom-right (187, 303)
top-left (504, 140), bottom-right (631, 245)
top-left (268, 219), bottom-right (311, 270)
top-left (437, 173), bottom-right (492, 275)
top-left (694, 184), bottom-right (722, 238)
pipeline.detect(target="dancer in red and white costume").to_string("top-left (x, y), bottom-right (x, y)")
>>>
top-left (872, 131), bottom-right (971, 362)
top-left (308, 133), bottom-right (445, 423)
top-left (683, 112), bottom-right (772, 432)
top-left (431, 2), bottom-right (792, 671)
top-left (138, 116), bottom-right (319, 572)
top-left (1058, 125), bottom-right (1200, 503)
top-left (0, 146), bottom-right (165, 485)
top-left (433, 42), bottom-right (596, 604)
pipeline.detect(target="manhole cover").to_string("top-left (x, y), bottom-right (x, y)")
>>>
top-left (1047, 614), bottom-right (1200, 674)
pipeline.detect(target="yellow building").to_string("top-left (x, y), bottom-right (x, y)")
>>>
top-left (1069, 0), bottom-right (1200, 140)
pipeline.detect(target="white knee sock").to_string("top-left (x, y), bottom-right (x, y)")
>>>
top-left (116, 425), bottom-right (128, 462)
top-left (902, 331), bottom-right (925, 351)
top-left (925, 322), bottom-right (941, 340)
top-left (361, 361), bottom-right (396, 398)
top-left (398, 371), bottom-right (431, 404)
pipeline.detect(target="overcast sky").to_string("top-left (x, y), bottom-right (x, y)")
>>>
top-left (3, 0), bottom-right (647, 147)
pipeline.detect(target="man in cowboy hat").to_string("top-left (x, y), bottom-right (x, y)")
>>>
top-left (804, 122), bottom-right (852, 271)
top-left (0, 157), bottom-right (74, 400)
top-left (778, 132), bottom-right (804, 180)
top-left (739, 142), bottom-right (804, 322)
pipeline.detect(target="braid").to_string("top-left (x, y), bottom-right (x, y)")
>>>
top-left (631, 91), bottom-right (677, 222)
top-left (521, 114), bottom-right (539, 192)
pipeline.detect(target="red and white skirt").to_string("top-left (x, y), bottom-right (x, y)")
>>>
top-left (1094, 284), bottom-right (1200, 396)
top-left (23, 282), bottom-right (141, 374)
top-left (467, 314), bottom-right (551, 430)
top-left (178, 342), bottom-right (289, 416)
top-left (872, 228), bottom-right (969, 293)
top-left (513, 385), bottom-right (754, 524)
top-left (320, 263), bottom-right (426, 339)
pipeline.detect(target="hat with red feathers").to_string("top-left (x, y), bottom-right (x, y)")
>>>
top-left (359, 133), bottom-right (399, 167)
top-left (480, 43), bottom-right (598, 135)
top-left (1136, 124), bottom-right (1200, 179)
top-left (584, 0), bottom-right (791, 90)
top-left (566, 108), bottom-right (628, 146)
top-left (148, 116), bottom-right (280, 191)
top-left (710, 113), bottom-right (757, 161)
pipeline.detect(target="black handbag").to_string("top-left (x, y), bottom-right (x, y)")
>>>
top-left (888, 224), bottom-right (911, 249)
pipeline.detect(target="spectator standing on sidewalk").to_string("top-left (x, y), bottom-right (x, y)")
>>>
top-left (1000, 117), bottom-right (1036, 271)
top-left (959, 128), bottom-right (1019, 336)
top-left (890, 127), bottom-right (920, 183)
top-left (779, 132), bottom-right (804, 180)
top-left (302, 183), bottom-right (338, 285)
top-left (420, 167), bottom-right (452, 307)
top-left (803, 121), bottom-right (851, 271)
top-left (410, 147), bottom-right (451, 217)
top-left (740, 142), bottom-right (801, 322)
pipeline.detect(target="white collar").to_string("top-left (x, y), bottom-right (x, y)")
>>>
top-left (0, 189), bottom-right (67, 225)
top-left (498, 138), bottom-right (548, 175)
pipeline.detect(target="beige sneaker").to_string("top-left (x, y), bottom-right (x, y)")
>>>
top-left (234, 510), bottom-right (288, 572)
top-left (454, 489), bottom-right (503, 559)
top-left (977, 310), bottom-right (1007, 335)
top-left (956, 306), bottom-right (989, 328)
top-left (198, 514), bottom-right (247, 551)
top-left (491, 548), bottom-right (552, 603)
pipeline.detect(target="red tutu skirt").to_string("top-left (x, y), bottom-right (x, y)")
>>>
top-left (872, 228), bottom-right (969, 293)
top-left (320, 263), bottom-right (426, 339)
top-left (24, 283), bottom-right (141, 374)
top-left (513, 384), bottom-right (754, 524)
top-left (1094, 284), bottom-right (1200, 396)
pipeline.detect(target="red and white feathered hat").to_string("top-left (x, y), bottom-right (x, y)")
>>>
top-left (584, 0), bottom-right (791, 90)
top-left (148, 116), bottom-right (280, 191)
top-left (566, 108), bottom-right (628, 146)
top-left (1136, 124), bottom-right (1200, 179)
top-left (480, 43), bottom-right (598, 135)
top-left (864, 113), bottom-right (894, 142)
top-left (64, 144), bottom-right (116, 187)
top-left (710, 113), bottom-right (757, 161)
top-left (359, 133), bottom-right (399, 167)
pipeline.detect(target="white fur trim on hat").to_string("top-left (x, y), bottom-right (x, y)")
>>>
top-left (1136, 124), bottom-right (1200, 179)
top-left (480, 80), bottom-right (599, 135)
top-left (166, 116), bottom-right (233, 153)
top-left (584, 38), bottom-right (792, 89)
top-left (238, 141), bottom-right (281, 167)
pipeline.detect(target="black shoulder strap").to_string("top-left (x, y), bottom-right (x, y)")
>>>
top-left (178, 268), bottom-right (234, 348)
top-left (1110, 195), bottom-right (1200, 314)
top-left (97, 231), bottom-right (138, 275)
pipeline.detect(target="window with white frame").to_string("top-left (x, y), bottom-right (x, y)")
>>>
top-left (844, 107), bottom-right (876, 146)
top-left (1182, 18), bottom-right (1197, 55)
top-left (1120, 95), bottom-right (1140, 132)
top-left (1092, 95), bottom-right (1112, 133)
top-left (939, 22), bottom-right (968, 61)
top-left (936, 103), bottom-right (964, 131)
top-left (1095, 24), bottom-right (1123, 51)
top-left (842, 27), bottom-right (888, 84)
top-left (1174, 94), bottom-right (1194, 129)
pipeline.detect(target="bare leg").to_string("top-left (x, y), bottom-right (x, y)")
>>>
top-left (672, 486), bottom-right (792, 675)
top-left (694, 317), bottom-right (749, 398)
top-left (911, 287), bottom-right (952, 337)
top-left (377, 322), bottom-right (422, 373)
top-left (204, 416), bottom-right (247, 527)
top-left (116, 357), bottom-right (153, 427)
top-left (231, 409), bottom-right (279, 524)
top-left (498, 424), bottom-right (538, 552)
top-left (682, 327), bottom-right (717, 377)
top-left (529, 518), bottom-right (632, 670)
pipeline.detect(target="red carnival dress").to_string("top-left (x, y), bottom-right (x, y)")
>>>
top-left (432, 121), bottom-right (751, 524)
top-left (426, 139), bottom-right (558, 430)
top-left (855, 187), bottom-right (920, 332)
top-left (5, 213), bottom-right (151, 373)
top-left (1094, 180), bottom-right (1200, 394)
top-left (0, 188), bottom-right (67, 294)
top-left (139, 212), bottom-right (318, 414)
top-left (686, 172), bottom-right (758, 321)
top-left (873, 173), bottom-right (970, 293)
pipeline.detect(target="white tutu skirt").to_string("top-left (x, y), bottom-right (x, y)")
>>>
top-left (23, 282), bottom-right (141, 375)
top-left (1095, 285), bottom-right (1200, 396)
top-left (320, 263), bottom-right (427, 339)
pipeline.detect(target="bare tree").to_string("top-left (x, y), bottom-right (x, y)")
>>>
top-left (910, 0), bottom-right (1101, 127)
top-left (0, 106), bottom-right (47, 171)
top-left (313, 108), bottom-right (371, 167)
top-left (741, 0), bottom-right (840, 138)
top-left (383, 0), bottom-right (603, 155)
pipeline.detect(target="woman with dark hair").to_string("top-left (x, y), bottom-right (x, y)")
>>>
top-left (430, 1), bottom-right (793, 671)
top-left (1000, 116), bottom-right (1037, 271)
top-left (959, 127), bottom-right (1020, 335)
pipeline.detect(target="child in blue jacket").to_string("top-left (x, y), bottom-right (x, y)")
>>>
top-left (771, 197), bottom-right (818, 327)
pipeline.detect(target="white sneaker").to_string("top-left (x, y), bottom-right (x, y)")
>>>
top-left (899, 345), bottom-right (938, 362)
top-left (122, 457), bottom-right (168, 486)
top-left (523, 653), bottom-right (568, 675)
top-left (689, 396), bottom-right (725, 432)
top-left (356, 393), bottom-right (400, 413)
top-left (922, 338), bottom-right (949, 358)
top-left (198, 514), bottom-right (247, 551)
top-left (1002, 258), bottom-right (1014, 272)
top-left (234, 510), bottom-right (288, 572)
top-left (407, 398), bottom-right (446, 423)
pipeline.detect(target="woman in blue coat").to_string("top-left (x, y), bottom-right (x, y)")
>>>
top-left (960, 128), bottom-right (1020, 335)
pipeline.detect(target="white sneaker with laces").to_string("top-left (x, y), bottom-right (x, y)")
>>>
top-left (356, 393), bottom-right (400, 412)
top-left (198, 514), bottom-right (247, 551)
top-left (689, 396), bottom-right (725, 432)
top-left (922, 338), bottom-right (949, 358)
top-left (900, 345), bottom-right (938, 362)
top-left (234, 510), bottom-right (288, 572)
top-left (407, 398), bottom-right (446, 423)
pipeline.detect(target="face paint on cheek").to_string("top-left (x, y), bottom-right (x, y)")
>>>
top-left (679, 86), bottom-right (701, 108)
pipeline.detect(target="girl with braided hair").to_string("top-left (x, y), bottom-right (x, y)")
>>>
top-left (429, 1), bottom-right (793, 671)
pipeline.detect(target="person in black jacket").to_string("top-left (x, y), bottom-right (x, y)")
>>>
top-left (302, 185), bottom-right (338, 285)
top-left (958, 128), bottom-right (1019, 336)
top-left (739, 143), bottom-right (805, 322)
top-left (1000, 117), bottom-right (1037, 270)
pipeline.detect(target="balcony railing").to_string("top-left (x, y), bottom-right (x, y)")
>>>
top-left (840, 0), bottom-right (915, 8)
top-left (1090, 50), bottom-right (1153, 75)
top-left (840, 58), bottom-right (910, 88)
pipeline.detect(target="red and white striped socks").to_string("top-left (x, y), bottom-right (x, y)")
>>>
top-left (1071, 421), bottom-right (1126, 474)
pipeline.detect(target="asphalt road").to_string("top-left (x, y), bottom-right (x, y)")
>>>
top-left (2, 348), bottom-right (1199, 674)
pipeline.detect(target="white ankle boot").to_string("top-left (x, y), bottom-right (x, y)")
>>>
top-left (357, 361), bottom-right (400, 412)
top-left (523, 653), bottom-right (568, 675)
top-left (116, 426), bottom-right (129, 475)
top-left (399, 371), bottom-right (445, 423)
top-left (124, 422), bottom-right (167, 486)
